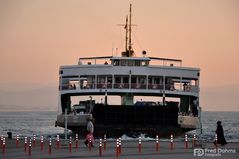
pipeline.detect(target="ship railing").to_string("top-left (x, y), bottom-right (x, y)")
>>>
top-left (61, 84), bottom-right (69, 90)
top-left (114, 83), bottom-right (129, 89)
top-left (163, 84), bottom-right (199, 93)
top-left (131, 83), bottom-right (147, 89)
top-left (97, 83), bottom-right (113, 89)
top-left (148, 84), bottom-right (163, 89)
top-left (82, 83), bottom-right (95, 89)
top-left (61, 83), bottom-right (199, 93)
top-left (185, 85), bottom-right (199, 93)
top-left (61, 84), bottom-right (77, 90)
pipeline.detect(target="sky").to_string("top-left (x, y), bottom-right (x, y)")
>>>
top-left (0, 0), bottom-right (239, 111)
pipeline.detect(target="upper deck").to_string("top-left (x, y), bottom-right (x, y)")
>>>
top-left (59, 55), bottom-right (200, 97)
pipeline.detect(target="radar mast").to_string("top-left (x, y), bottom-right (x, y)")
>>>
top-left (122, 3), bottom-right (135, 57)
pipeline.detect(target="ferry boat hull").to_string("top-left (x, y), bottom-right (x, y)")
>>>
top-left (56, 104), bottom-right (198, 137)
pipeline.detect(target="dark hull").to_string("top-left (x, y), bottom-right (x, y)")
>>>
top-left (68, 125), bottom-right (195, 138)
top-left (68, 104), bottom-right (195, 138)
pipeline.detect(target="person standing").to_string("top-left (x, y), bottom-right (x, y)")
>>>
top-left (84, 117), bottom-right (94, 147)
top-left (214, 121), bottom-right (227, 146)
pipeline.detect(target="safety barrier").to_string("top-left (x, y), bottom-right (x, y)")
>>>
top-left (185, 134), bottom-right (188, 149)
top-left (0, 133), bottom-right (209, 157)
top-left (75, 133), bottom-right (78, 149)
top-left (214, 134), bottom-right (218, 149)
top-left (156, 135), bottom-right (159, 151)
top-left (170, 134), bottom-right (174, 150)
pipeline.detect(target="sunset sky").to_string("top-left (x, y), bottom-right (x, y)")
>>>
top-left (0, 0), bottom-right (239, 111)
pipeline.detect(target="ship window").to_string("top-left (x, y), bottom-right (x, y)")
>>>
top-left (141, 61), bottom-right (146, 66)
top-left (59, 70), bottom-right (63, 74)
top-left (86, 76), bottom-right (95, 86)
top-left (135, 61), bottom-right (140, 66)
top-left (121, 60), bottom-right (128, 66)
top-left (123, 76), bottom-right (129, 83)
top-left (107, 76), bottom-right (112, 83)
top-left (69, 80), bottom-right (79, 89)
top-left (113, 60), bottom-right (119, 66)
top-left (148, 77), bottom-right (152, 84)
top-left (131, 77), bottom-right (136, 83)
top-left (141, 61), bottom-right (149, 66)
top-left (98, 76), bottom-right (106, 84)
top-left (138, 76), bottom-right (146, 84)
top-left (148, 76), bottom-right (161, 84)
top-left (155, 77), bottom-right (160, 84)
top-left (115, 77), bottom-right (121, 83)
top-left (128, 60), bottom-right (134, 66)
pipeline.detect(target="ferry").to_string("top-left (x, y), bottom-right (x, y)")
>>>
top-left (56, 4), bottom-right (201, 137)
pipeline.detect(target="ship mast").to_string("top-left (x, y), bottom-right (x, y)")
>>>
top-left (125, 15), bottom-right (128, 52)
top-left (122, 3), bottom-right (134, 57)
top-left (128, 3), bottom-right (132, 53)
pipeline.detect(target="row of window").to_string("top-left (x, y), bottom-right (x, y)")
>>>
top-left (62, 75), bottom-right (175, 85)
top-left (61, 75), bottom-right (198, 92)
top-left (61, 82), bottom-right (198, 93)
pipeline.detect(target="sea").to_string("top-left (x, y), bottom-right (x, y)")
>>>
top-left (0, 111), bottom-right (238, 142)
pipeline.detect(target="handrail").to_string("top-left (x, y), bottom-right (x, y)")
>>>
top-left (61, 83), bottom-right (199, 93)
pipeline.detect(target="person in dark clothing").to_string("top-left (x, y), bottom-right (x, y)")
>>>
top-left (214, 121), bottom-right (227, 146)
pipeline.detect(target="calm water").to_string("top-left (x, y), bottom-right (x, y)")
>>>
top-left (0, 111), bottom-right (238, 142)
top-left (200, 111), bottom-right (239, 142)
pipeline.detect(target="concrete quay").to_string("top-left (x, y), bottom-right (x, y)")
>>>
top-left (1, 138), bottom-right (238, 159)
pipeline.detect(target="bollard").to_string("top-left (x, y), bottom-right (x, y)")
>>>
top-left (116, 139), bottom-right (119, 157)
top-left (16, 135), bottom-right (19, 148)
top-left (56, 135), bottom-right (60, 149)
top-left (103, 134), bottom-right (106, 150)
top-left (170, 134), bottom-right (173, 150)
top-left (89, 135), bottom-right (92, 151)
top-left (24, 137), bottom-right (28, 152)
top-left (28, 138), bottom-right (32, 156)
top-left (138, 136), bottom-right (142, 153)
top-left (2, 137), bottom-right (5, 154)
top-left (40, 135), bottom-right (44, 151)
top-left (185, 134), bottom-right (188, 149)
top-left (99, 139), bottom-right (102, 156)
top-left (33, 135), bottom-right (36, 147)
top-left (214, 134), bottom-right (218, 149)
top-left (69, 136), bottom-right (72, 153)
top-left (48, 138), bottom-right (52, 155)
top-left (75, 134), bottom-right (78, 149)
top-left (119, 137), bottom-right (122, 155)
top-left (192, 134), bottom-right (196, 148)
top-left (156, 135), bottom-right (159, 152)
top-left (0, 135), bottom-right (3, 148)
